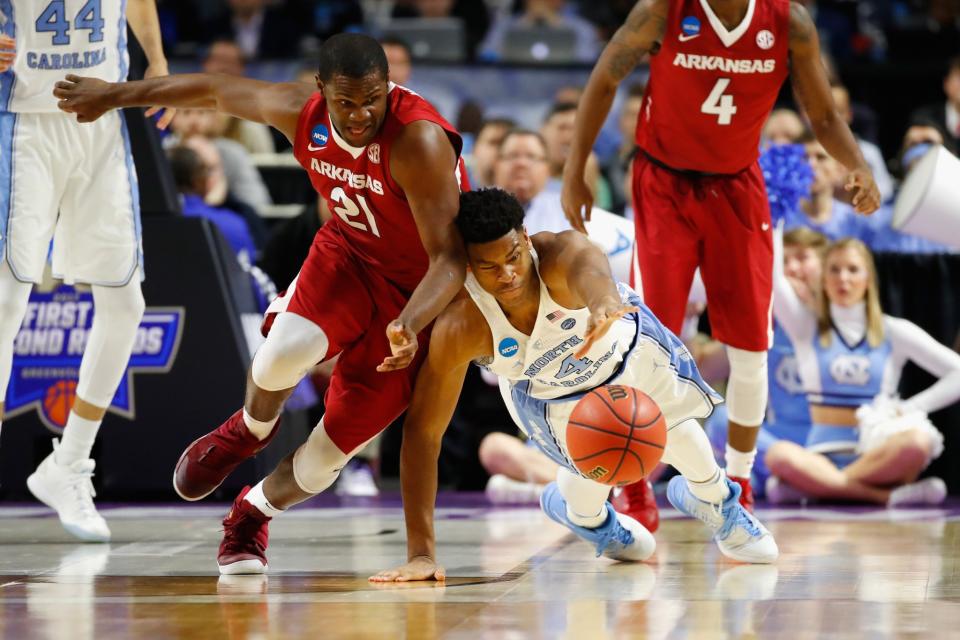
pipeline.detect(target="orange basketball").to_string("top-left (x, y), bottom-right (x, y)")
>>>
top-left (566, 385), bottom-right (666, 486)
top-left (43, 380), bottom-right (77, 427)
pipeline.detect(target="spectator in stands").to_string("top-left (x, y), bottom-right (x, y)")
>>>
top-left (381, 37), bottom-right (413, 86)
top-left (831, 85), bottom-right (894, 202)
top-left (762, 108), bottom-right (806, 147)
top-left (785, 132), bottom-right (869, 241)
top-left (391, 0), bottom-right (490, 59)
top-left (540, 102), bottom-right (610, 208)
top-left (169, 108), bottom-right (273, 217)
top-left (494, 129), bottom-right (568, 234)
top-left (479, 0), bottom-right (600, 63)
top-left (470, 118), bottom-right (515, 188)
top-left (206, 0), bottom-right (304, 60)
top-left (169, 145), bottom-right (258, 265)
top-left (910, 56), bottom-right (960, 151)
top-left (201, 40), bottom-right (276, 155)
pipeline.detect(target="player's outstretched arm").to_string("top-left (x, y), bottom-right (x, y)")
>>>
top-left (126, 0), bottom-right (176, 129)
top-left (377, 121), bottom-right (467, 372)
top-left (538, 232), bottom-right (638, 359)
top-left (54, 74), bottom-right (311, 142)
top-left (561, 0), bottom-right (668, 232)
top-left (788, 2), bottom-right (880, 215)
top-left (370, 304), bottom-right (490, 583)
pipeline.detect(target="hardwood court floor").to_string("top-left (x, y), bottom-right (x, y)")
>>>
top-left (1, 496), bottom-right (959, 639)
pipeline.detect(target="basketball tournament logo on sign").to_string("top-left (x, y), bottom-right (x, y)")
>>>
top-left (4, 286), bottom-right (185, 433)
top-left (367, 143), bottom-right (381, 164)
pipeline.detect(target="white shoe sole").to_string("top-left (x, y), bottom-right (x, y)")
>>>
top-left (718, 537), bottom-right (779, 564)
top-left (27, 472), bottom-right (111, 543)
top-left (219, 559), bottom-right (268, 575)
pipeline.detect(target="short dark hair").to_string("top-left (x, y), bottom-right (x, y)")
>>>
top-left (317, 33), bottom-right (389, 83)
top-left (167, 146), bottom-right (205, 193)
top-left (543, 101), bottom-right (578, 125)
top-left (380, 36), bottom-right (413, 59)
top-left (456, 188), bottom-right (526, 244)
top-left (498, 128), bottom-right (547, 154)
top-left (477, 117), bottom-right (516, 137)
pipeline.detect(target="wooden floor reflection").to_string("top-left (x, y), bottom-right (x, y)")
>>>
top-left (1, 502), bottom-right (959, 639)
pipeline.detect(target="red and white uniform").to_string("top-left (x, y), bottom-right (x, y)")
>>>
top-left (631, 0), bottom-right (790, 351)
top-left (275, 84), bottom-right (467, 453)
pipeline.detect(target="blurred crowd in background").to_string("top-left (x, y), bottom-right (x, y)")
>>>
top-left (149, 0), bottom-right (960, 498)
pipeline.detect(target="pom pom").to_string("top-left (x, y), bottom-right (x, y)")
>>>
top-left (760, 144), bottom-right (814, 224)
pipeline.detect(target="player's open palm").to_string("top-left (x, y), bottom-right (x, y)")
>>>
top-left (369, 556), bottom-right (446, 583)
top-left (54, 75), bottom-right (112, 123)
top-left (845, 167), bottom-right (881, 215)
top-left (0, 36), bottom-right (16, 73)
top-left (377, 320), bottom-right (418, 372)
top-left (561, 175), bottom-right (594, 234)
top-left (576, 300), bottom-right (638, 359)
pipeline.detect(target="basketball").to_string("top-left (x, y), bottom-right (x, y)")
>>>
top-left (566, 385), bottom-right (666, 486)
top-left (43, 380), bottom-right (77, 428)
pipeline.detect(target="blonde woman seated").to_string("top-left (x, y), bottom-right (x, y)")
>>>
top-left (765, 234), bottom-right (960, 505)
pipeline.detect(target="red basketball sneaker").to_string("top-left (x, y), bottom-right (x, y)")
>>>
top-left (610, 479), bottom-right (659, 533)
top-left (729, 476), bottom-right (755, 512)
top-left (174, 409), bottom-right (280, 501)
top-left (218, 486), bottom-right (271, 575)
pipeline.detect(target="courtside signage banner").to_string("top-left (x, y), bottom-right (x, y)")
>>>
top-left (5, 285), bottom-right (185, 433)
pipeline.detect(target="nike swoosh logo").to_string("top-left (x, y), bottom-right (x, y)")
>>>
top-left (307, 144), bottom-right (324, 152)
top-left (678, 33), bottom-right (699, 42)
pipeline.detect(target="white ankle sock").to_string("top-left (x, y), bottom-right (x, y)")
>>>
top-left (57, 413), bottom-right (101, 465)
top-left (243, 481), bottom-right (284, 518)
top-left (557, 468), bottom-right (610, 528)
top-left (687, 468), bottom-right (731, 504)
top-left (725, 445), bottom-right (757, 479)
top-left (243, 409), bottom-right (278, 441)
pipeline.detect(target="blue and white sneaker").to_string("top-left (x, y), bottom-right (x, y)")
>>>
top-left (540, 482), bottom-right (655, 561)
top-left (667, 476), bottom-right (778, 564)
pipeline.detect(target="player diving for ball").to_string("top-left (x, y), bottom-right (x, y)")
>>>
top-left (371, 188), bottom-right (778, 583)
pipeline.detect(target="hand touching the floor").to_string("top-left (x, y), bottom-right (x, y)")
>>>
top-left (369, 555), bottom-right (446, 583)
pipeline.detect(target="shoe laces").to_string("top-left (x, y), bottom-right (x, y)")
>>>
top-left (64, 462), bottom-right (98, 517)
top-left (222, 508), bottom-right (267, 556)
top-left (718, 493), bottom-right (762, 540)
top-left (593, 516), bottom-right (634, 557)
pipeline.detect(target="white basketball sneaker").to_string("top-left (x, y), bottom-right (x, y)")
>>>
top-left (485, 474), bottom-right (544, 505)
top-left (27, 439), bottom-right (111, 542)
top-left (887, 477), bottom-right (947, 507)
top-left (335, 459), bottom-right (379, 497)
top-left (667, 476), bottom-right (778, 564)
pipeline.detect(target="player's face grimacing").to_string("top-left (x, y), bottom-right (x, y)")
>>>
top-left (320, 72), bottom-right (389, 148)
top-left (467, 228), bottom-right (537, 306)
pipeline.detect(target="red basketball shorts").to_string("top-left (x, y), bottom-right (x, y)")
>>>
top-left (264, 224), bottom-right (429, 453)
top-left (630, 155), bottom-right (773, 352)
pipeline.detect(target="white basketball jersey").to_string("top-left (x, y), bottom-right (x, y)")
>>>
top-left (1, 0), bottom-right (127, 112)
top-left (464, 254), bottom-right (635, 400)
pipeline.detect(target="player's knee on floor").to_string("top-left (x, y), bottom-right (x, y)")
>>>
top-left (252, 314), bottom-right (330, 392)
top-left (725, 347), bottom-right (768, 426)
top-left (292, 419), bottom-right (363, 494)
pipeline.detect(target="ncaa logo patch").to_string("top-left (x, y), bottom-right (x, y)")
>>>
top-left (756, 29), bottom-right (775, 49)
top-left (367, 143), bottom-right (381, 164)
top-left (499, 337), bottom-right (520, 358)
top-left (310, 124), bottom-right (329, 148)
top-left (680, 16), bottom-right (701, 41)
top-left (561, 318), bottom-right (576, 331)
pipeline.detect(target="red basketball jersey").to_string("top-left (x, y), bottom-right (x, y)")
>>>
top-left (635, 0), bottom-right (790, 174)
top-left (292, 85), bottom-right (469, 293)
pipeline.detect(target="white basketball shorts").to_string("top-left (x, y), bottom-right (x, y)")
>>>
top-left (0, 110), bottom-right (142, 286)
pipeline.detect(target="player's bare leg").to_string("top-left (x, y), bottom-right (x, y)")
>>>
top-left (174, 313), bottom-right (329, 501)
top-left (724, 347), bottom-right (769, 511)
